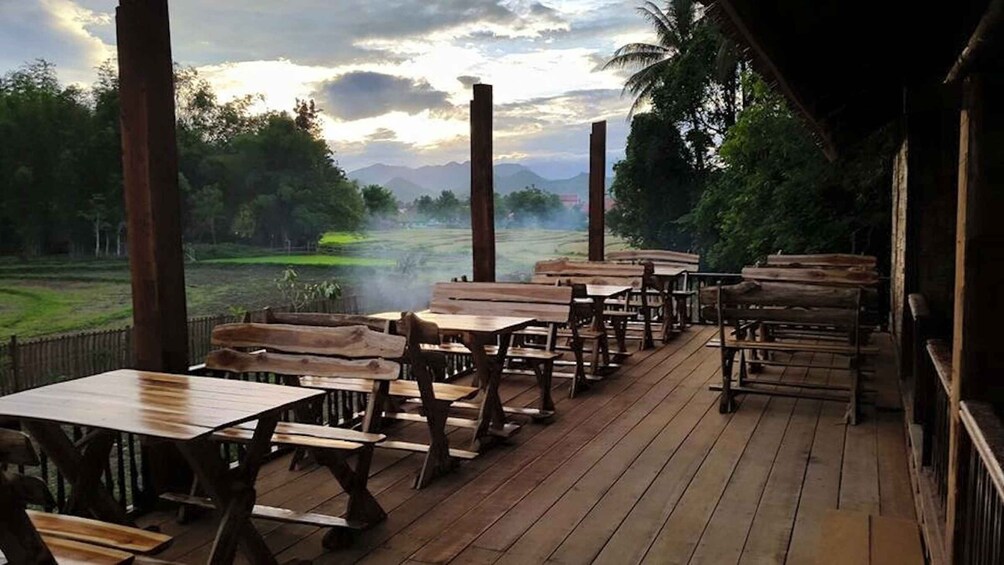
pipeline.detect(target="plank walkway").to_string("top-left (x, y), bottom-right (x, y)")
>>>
top-left (140, 326), bottom-right (915, 564)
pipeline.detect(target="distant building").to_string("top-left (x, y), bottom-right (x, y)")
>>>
top-left (605, 197), bottom-right (616, 211)
top-left (558, 194), bottom-right (582, 208)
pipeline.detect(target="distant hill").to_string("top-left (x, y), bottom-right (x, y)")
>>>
top-left (348, 161), bottom-right (612, 203)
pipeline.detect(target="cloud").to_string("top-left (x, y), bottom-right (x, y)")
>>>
top-left (457, 75), bottom-right (482, 87)
top-left (316, 72), bottom-right (452, 120)
top-left (0, 0), bottom-right (113, 84)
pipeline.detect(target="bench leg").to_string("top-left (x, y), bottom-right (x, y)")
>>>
top-left (415, 399), bottom-right (456, 489)
top-left (719, 350), bottom-right (738, 414)
top-left (532, 361), bottom-right (556, 415)
top-left (612, 318), bottom-right (628, 353)
top-left (570, 337), bottom-right (586, 399)
top-left (0, 474), bottom-right (56, 565)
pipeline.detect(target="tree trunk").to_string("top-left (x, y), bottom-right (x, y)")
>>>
top-left (94, 218), bottom-right (101, 257)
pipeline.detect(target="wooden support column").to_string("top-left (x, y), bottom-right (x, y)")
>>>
top-left (588, 121), bottom-right (606, 262)
top-left (116, 0), bottom-right (191, 497)
top-left (470, 84), bottom-right (495, 282)
top-left (946, 73), bottom-right (1004, 561)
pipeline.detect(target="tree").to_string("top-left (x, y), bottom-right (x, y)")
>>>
top-left (190, 184), bottom-right (225, 243)
top-left (608, 113), bottom-right (697, 250)
top-left (690, 76), bottom-right (893, 270)
top-left (361, 184), bottom-right (399, 218)
top-left (503, 186), bottom-right (562, 225)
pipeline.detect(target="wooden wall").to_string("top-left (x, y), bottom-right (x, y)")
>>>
top-left (890, 139), bottom-right (909, 348)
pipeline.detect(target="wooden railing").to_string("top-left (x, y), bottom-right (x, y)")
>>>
top-left (686, 272), bottom-right (742, 323)
top-left (927, 340), bottom-right (953, 509)
top-left (955, 401), bottom-right (1004, 564)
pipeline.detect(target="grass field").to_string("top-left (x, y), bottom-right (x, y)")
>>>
top-left (0, 228), bottom-right (627, 339)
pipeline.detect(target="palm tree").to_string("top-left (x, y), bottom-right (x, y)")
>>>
top-left (603, 0), bottom-right (701, 117)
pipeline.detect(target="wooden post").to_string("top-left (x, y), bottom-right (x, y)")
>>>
top-left (8, 335), bottom-right (19, 394)
top-left (588, 121), bottom-right (606, 262)
top-left (470, 84), bottom-right (495, 282)
top-left (116, 0), bottom-right (191, 498)
top-left (946, 73), bottom-right (1004, 561)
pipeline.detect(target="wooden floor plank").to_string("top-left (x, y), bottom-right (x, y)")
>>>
top-left (275, 331), bottom-right (692, 564)
top-left (815, 509), bottom-right (869, 565)
top-left (390, 331), bottom-right (713, 563)
top-left (737, 354), bottom-right (830, 565)
top-left (687, 362), bottom-right (810, 564)
top-left (132, 329), bottom-right (915, 565)
top-left (474, 334), bottom-right (716, 560)
top-left (491, 353), bottom-right (721, 564)
top-left (589, 377), bottom-right (743, 565)
top-left (547, 366), bottom-right (721, 563)
top-left (838, 407), bottom-right (880, 514)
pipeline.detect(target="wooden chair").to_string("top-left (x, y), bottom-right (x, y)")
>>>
top-left (201, 322), bottom-right (400, 546)
top-left (0, 428), bottom-right (172, 564)
top-left (258, 310), bottom-right (480, 487)
top-left (533, 258), bottom-right (655, 350)
top-left (701, 281), bottom-right (878, 424)
top-left (427, 281), bottom-right (589, 403)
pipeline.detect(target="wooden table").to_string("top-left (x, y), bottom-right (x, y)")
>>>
top-left (651, 265), bottom-right (688, 342)
top-left (0, 369), bottom-right (322, 565)
top-left (372, 312), bottom-right (533, 452)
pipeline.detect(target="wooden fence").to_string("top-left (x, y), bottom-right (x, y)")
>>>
top-left (0, 295), bottom-right (360, 396)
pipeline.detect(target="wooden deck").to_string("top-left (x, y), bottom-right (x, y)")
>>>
top-left (140, 326), bottom-right (916, 564)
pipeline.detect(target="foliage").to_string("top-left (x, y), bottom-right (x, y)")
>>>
top-left (415, 190), bottom-right (468, 225)
top-left (362, 184), bottom-right (399, 218)
top-left (0, 60), bottom-right (364, 257)
top-left (690, 77), bottom-right (894, 270)
top-left (500, 186), bottom-right (562, 224)
top-left (607, 4), bottom-right (891, 270)
top-left (274, 266), bottom-right (342, 312)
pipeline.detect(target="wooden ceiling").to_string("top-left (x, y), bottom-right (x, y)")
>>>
top-left (705, 0), bottom-right (989, 158)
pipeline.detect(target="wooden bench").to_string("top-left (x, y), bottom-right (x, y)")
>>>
top-left (259, 310), bottom-right (480, 487)
top-left (813, 509), bottom-right (924, 565)
top-left (609, 249), bottom-right (701, 335)
top-left (204, 322), bottom-right (401, 545)
top-left (428, 281), bottom-right (592, 403)
top-left (0, 428), bottom-right (172, 564)
top-left (766, 253), bottom-right (877, 270)
top-left (701, 281), bottom-right (870, 424)
top-left (533, 258), bottom-right (655, 350)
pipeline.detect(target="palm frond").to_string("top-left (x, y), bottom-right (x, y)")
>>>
top-left (637, 2), bottom-right (681, 49)
top-left (603, 43), bottom-right (670, 70)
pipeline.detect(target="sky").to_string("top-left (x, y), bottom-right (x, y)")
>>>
top-left (0, 0), bottom-right (652, 177)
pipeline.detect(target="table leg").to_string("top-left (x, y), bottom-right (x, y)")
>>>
top-left (178, 413), bottom-right (279, 565)
top-left (467, 333), bottom-right (512, 451)
top-left (22, 421), bottom-right (132, 526)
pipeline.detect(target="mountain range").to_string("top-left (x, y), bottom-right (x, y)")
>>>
top-left (347, 161), bottom-right (612, 203)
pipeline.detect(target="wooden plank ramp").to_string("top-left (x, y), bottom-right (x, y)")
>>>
top-left (137, 329), bottom-right (916, 564)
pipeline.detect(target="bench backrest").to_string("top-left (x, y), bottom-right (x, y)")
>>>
top-left (263, 308), bottom-right (391, 333)
top-left (429, 282), bottom-right (574, 324)
top-left (700, 281), bottom-right (863, 330)
top-left (765, 253), bottom-right (877, 270)
top-left (207, 323), bottom-right (406, 380)
top-left (607, 249), bottom-right (699, 269)
top-left (532, 259), bottom-right (651, 289)
top-left (742, 266), bottom-right (879, 288)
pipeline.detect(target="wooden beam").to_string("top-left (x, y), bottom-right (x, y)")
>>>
top-left (116, 0), bottom-right (190, 498)
top-left (470, 84), bottom-right (495, 282)
top-left (588, 121), bottom-right (606, 262)
top-left (946, 73), bottom-right (1004, 562)
top-left (944, 0), bottom-right (1004, 83)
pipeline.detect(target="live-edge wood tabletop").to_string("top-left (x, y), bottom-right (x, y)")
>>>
top-left (0, 369), bottom-right (323, 441)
